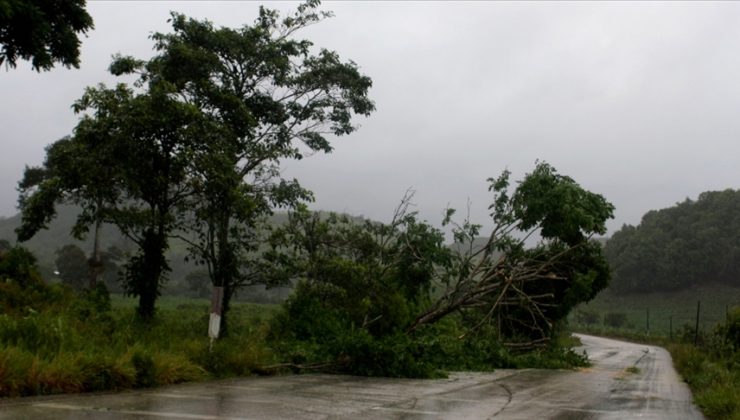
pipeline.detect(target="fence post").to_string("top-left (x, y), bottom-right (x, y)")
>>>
top-left (694, 300), bottom-right (701, 346)
top-left (646, 308), bottom-right (650, 336)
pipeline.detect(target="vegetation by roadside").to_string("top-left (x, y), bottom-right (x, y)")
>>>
top-left (1, 247), bottom-right (591, 398)
top-left (669, 340), bottom-right (740, 420)
top-left (0, 275), bottom-right (278, 397)
top-left (571, 296), bottom-right (740, 420)
top-left (1, 159), bottom-right (613, 397)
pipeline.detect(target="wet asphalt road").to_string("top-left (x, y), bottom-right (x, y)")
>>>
top-left (0, 334), bottom-right (703, 419)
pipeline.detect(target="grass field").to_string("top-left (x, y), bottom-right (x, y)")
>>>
top-left (571, 283), bottom-right (740, 338)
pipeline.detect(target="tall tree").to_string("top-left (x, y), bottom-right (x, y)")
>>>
top-left (0, 0), bottom-right (93, 70)
top-left (18, 79), bottom-right (197, 319)
top-left (17, 85), bottom-right (127, 288)
top-left (69, 80), bottom-right (196, 319)
top-left (112, 0), bottom-right (374, 333)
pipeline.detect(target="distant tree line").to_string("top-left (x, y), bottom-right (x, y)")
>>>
top-left (605, 189), bottom-right (740, 294)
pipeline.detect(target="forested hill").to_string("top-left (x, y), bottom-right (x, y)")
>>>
top-left (604, 189), bottom-right (740, 294)
top-left (0, 205), bottom-right (133, 278)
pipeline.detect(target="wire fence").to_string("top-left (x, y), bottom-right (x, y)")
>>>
top-left (571, 300), bottom-right (740, 344)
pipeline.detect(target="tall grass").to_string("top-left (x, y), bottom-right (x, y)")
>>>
top-left (0, 285), bottom-right (279, 398)
top-left (669, 342), bottom-right (740, 419)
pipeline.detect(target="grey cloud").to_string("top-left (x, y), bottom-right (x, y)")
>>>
top-left (2, 1), bottom-right (740, 237)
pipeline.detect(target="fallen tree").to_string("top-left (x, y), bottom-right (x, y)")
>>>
top-left (409, 163), bottom-right (613, 348)
top-left (264, 162), bottom-right (614, 375)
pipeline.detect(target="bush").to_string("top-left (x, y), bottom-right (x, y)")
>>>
top-left (0, 346), bottom-right (36, 396)
top-left (0, 246), bottom-right (42, 289)
top-left (0, 247), bottom-right (70, 315)
top-left (78, 353), bottom-right (134, 391)
top-left (722, 307), bottom-right (740, 351)
top-left (151, 352), bottom-right (205, 384)
top-left (131, 351), bottom-right (156, 388)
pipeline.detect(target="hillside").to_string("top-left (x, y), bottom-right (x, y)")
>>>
top-left (0, 205), bottom-right (135, 278)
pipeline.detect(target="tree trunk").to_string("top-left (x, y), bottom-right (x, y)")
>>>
top-left (136, 228), bottom-right (167, 320)
top-left (214, 208), bottom-right (234, 337)
top-left (220, 281), bottom-right (233, 337)
top-left (89, 219), bottom-right (103, 289)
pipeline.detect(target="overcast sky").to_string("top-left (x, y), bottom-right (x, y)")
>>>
top-left (2, 1), bottom-right (740, 236)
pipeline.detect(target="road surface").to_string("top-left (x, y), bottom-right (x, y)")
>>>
top-left (0, 334), bottom-right (703, 419)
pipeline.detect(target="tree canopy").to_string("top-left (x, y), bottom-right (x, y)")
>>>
top-left (605, 189), bottom-right (740, 294)
top-left (17, 1), bottom-right (374, 325)
top-left (0, 0), bottom-right (93, 71)
top-left (18, 80), bottom-right (199, 319)
top-left (108, 1), bottom-right (374, 331)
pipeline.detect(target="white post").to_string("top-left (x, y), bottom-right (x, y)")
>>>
top-left (209, 286), bottom-right (224, 351)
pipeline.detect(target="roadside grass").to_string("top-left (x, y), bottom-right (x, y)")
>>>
top-left (0, 285), bottom-right (279, 398)
top-left (668, 342), bottom-right (740, 420)
top-left (2, 285), bottom-right (589, 398)
top-left (570, 287), bottom-right (740, 420)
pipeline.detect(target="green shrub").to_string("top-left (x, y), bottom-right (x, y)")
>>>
top-left (0, 347), bottom-right (35, 396)
top-left (78, 353), bottom-right (134, 391)
top-left (76, 283), bottom-right (112, 317)
top-left (721, 307), bottom-right (740, 351)
top-left (333, 329), bottom-right (442, 378)
top-left (151, 352), bottom-right (205, 384)
top-left (0, 246), bottom-right (42, 289)
top-left (34, 354), bottom-right (86, 395)
top-left (131, 351), bottom-right (156, 388)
